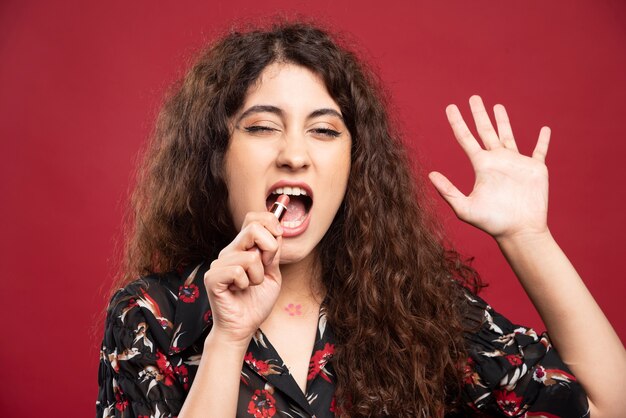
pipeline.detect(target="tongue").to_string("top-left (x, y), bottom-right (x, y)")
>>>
top-left (283, 196), bottom-right (307, 222)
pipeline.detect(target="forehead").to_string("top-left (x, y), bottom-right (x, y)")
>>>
top-left (241, 62), bottom-right (340, 113)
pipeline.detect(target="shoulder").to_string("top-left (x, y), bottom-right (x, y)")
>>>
top-left (102, 272), bottom-right (183, 362)
top-left (104, 261), bottom-right (211, 354)
top-left (459, 290), bottom-right (589, 416)
top-left (106, 272), bottom-right (181, 330)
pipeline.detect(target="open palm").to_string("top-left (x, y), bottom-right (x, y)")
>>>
top-left (429, 95), bottom-right (551, 239)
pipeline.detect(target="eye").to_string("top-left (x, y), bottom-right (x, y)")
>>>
top-left (310, 128), bottom-right (342, 138)
top-left (243, 125), bottom-right (279, 135)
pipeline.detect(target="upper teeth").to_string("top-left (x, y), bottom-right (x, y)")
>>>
top-left (271, 186), bottom-right (308, 196)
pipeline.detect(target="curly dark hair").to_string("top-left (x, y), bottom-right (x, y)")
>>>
top-left (119, 20), bottom-right (482, 417)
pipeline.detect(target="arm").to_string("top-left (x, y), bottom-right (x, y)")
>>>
top-left (429, 95), bottom-right (626, 416)
top-left (98, 213), bottom-right (283, 417)
top-left (178, 331), bottom-right (249, 417)
top-left (179, 211), bottom-right (284, 417)
top-left (495, 230), bottom-right (626, 415)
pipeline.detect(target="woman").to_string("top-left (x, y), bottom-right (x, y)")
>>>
top-left (97, 22), bottom-right (625, 417)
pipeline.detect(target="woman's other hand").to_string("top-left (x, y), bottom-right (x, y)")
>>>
top-left (429, 95), bottom-right (551, 240)
top-left (203, 211), bottom-right (283, 345)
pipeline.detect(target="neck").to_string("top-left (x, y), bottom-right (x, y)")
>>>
top-left (277, 251), bottom-right (325, 310)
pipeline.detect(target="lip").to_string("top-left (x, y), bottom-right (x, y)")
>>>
top-left (266, 180), bottom-right (313, 238)
top-left (281, 210), bottom-right (312, 238)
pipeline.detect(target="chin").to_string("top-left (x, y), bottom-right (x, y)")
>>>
top-left (278, 244), bottom-right (317, 265)
top-left (278, 253), bottom-right (308, 265)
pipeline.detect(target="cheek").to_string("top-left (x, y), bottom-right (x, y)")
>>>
top-left (335, 147), bottom-right (352, 190)
top-left (224, 144), bottom-right (272, 229)
top-left (226, 192), bottom-right (244, 230)
top-left (225, 172), bottom-right (257, 229)
top-left (223, 151), bottom-right (249, 228)
top-left (323, 153), bottom-right (351, 207)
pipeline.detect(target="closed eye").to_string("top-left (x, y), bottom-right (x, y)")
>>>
top-left (243, 125), bottom-right (278, 134)
top-left (311, 128), bottom-right (341, 138)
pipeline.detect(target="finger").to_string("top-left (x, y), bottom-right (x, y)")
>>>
top-left (246, 249), bottom-right (266, 284)
top-left (469, 95), bottom-right (502, 150)
top-left (215, 249), bottom-right (265, 285)
top-left (446, 104), bottom-right (482, 159)
top-left (205, 265), bottom-right (250, 293)
top-left (428, 171), bottom-right (469, 218)
top-left (219, 215), bottom-right (280, 267)
top-left (240, 211), bottom-right (283, 237)
top-left (227, 265), bottom-right (250, 291)
top-left (231, 222), bottom-right (280, 258)
top-left (493, 104), bottom-right (519, 152)
top-left (220, 228), bottom-right (278, 267)
top-left (263, 236), bottom-right (283, 287)
top-left (532, 126), bottom-right (551, 163)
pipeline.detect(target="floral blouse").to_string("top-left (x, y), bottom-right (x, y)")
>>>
top-left (97, 262), bottom-right (589, 417)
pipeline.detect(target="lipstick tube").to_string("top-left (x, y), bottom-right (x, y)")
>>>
top-left (270, 194), bottom-right (289, 221)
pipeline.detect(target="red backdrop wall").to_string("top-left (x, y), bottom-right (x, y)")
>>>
top-left (1, 1), bottom-right (624, 416)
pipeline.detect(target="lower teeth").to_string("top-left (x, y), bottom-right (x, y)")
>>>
top-left (282, 218), bottom-right (305, 228)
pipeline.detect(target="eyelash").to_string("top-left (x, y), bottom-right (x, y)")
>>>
top-left (312, 128), bottom-right (341, 138)
top-left (244, 126), bottom-right (275, 134)
top-left (243, 126), bottom-right (341, 138)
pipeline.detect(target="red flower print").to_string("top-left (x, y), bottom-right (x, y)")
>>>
top-left (113, 384), bottom-right (128, 411)
top-left (308, 343), bottom-right (335, 382)
top-left (462, 357), bottom-right (483, 386)
top-left (494, 389), bottom-right (524, 416)
top-left (115, 399), bottom-right (128, 412)
top-left (532, 366), bottom-right (576, 386)
top-left (533, 365), bottom-right (546, 383)
top-left (505, 354), bottom-right (523, 366)
top-left (247, 389), bottom-right (277, 417)
top-left (175, 364), bottom-right (189, 390)
top-left (244, 352), bottom-right (282, 376)
top-left (330, 395), bottom-right (351, 417)
top-left (203, 309), bottom-right (212, 323)
top-left (179, 283), bottom-right (200, 303)
top-left (155, 351), bottom-right (177, 386)
top-left (330, 396), bottom-right (338, 413)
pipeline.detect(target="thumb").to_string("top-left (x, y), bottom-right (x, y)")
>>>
top-left (428, 171), bottom-right (467, 216)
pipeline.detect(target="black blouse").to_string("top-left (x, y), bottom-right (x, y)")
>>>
top-left (97, 262), bottom-right (589, 417)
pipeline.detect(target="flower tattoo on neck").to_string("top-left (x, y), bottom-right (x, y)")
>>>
top-left (284, 303), bottom-right (302, 316)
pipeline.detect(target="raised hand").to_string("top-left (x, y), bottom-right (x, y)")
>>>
top-left (204, 212), bottom-right (283, 345)
top-left (428, 95), bottom-right (551, 239)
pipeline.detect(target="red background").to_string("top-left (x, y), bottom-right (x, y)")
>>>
top-left (1, 1), bottom-right (624, 416)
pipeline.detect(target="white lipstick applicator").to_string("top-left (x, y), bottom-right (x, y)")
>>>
top-left (270, 194), bottom-right (289, 221)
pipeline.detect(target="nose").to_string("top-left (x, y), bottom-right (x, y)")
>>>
top-left (275, 131), bottom-right (311, 171)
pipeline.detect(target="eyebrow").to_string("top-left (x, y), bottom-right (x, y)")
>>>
top-left (235, 105), bottom-right (345, 125)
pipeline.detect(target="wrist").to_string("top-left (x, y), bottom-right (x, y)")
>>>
top-left (205, 327), bottom-right (254, 352)
top-left (494, 227), bottom-right (553, 248)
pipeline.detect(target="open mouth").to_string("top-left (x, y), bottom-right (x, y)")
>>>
top-left (266, 186), bottom-right (313, 228)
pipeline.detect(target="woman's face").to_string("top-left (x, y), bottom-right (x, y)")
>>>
top-left (224, 62), bottom-right (351, 264)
